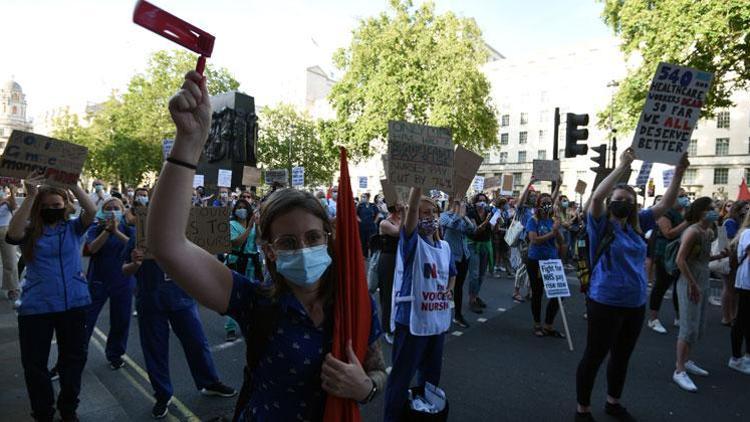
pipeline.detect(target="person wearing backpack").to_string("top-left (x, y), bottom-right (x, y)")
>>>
top-left (575, 149), bottom-right (689, 422)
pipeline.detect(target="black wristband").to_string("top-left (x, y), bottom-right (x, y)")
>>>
top-left (166, 157), bottom-right (197, 170)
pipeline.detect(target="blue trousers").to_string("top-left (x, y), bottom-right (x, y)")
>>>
top-left (85, 280), bottom-right (134, 362)
top-left (137, 304), bottom-right (219, 402)
top-left (384, 324), bottom-right (445, 422)
top-left (468, 244), bottom-right (489, 296)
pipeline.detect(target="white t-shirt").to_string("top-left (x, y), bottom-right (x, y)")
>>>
top-left (0, 202), bottom-right (12, 227)
top-left (735, 229), bottom-right (750, 290)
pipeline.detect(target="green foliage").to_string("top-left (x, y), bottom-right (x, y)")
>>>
top-left (599, 0), bottom-right (750, 130)
top-left (257, 104), bottom-right (338, 187)
top-left (329, 0), bottom-right (498, 158)
top-left (51, 50), bottom-right (239, 187)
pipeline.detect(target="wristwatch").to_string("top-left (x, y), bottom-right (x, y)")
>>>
top-left (358, 377), bottom-right (377, 404)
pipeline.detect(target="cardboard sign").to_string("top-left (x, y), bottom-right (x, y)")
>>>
top-left (242, 166), bottom-right (261, 186)
top-left (539, 259), bottom-right (571, 298)
top-left (292, 166), bottom-right (304, 187)
top-left (662, 168), bottom-right (675, 188)
top-left (636, 162), bottom-right (653, 187)
top-left (452, 145), bottom-right (484, 199)
top-left (0, 130), bottom-right (88, 187)
top-left (575, 180), bottom-right (587, 195)
top-left (501, 175), bottom-right (514, 194)
top-left (265, 169), bottom-right (288, 186)
top-left (631, 62), bottom-right (714, 165)
top-left (380, 179), bottom-right (409, 206)
top-left (472, 175), bottom-right (484, 192)
top-left (193, 174), bottom-right (205, 188)
top-left (387, 121), bottom-right (454, 192)
top-left (484, 176), bottom-right (500, 190)
top-left (135, 206), bottom-right (230, 258)
top-left (358, 176), bottom-right (368, 189)
top-left (217, 169), bottom-right (232, 187)
top-left (532, 160), bottom-right (560, 181)
top-left (162, 139), bottom-right (174, 160)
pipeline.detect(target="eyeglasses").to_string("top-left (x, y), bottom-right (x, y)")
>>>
top-left (271, 229), bottom-right (330, 251)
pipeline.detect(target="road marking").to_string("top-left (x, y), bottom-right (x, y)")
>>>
top-left (210, 338), bottom-right (244, 352)
top-left (497, 308), bottom-right (506, 312)
top-left (93, 327), bottom-right (201, 421)
top-left (451, 330), bottom-right (463, 337)
top-left (477, 318), bottom-right (487, 323)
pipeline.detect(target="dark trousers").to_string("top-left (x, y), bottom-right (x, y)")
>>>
top-left (384, 324), bottom-right (445, 422)
top-left (731, 288), bottom-right (750, 358)
top-left (377, 252), bottom-right (396, 334)
top-left (137, 303), bottom-right (219, 402)
top-left (576, 299), bottom-right (645, 406)
top-left (527, 258), bottom-right (560, 325)
top-left (85, 280), bottom-right (134, 362)
top-left (453, 257), bottom-right (470, 318)
top-left (649, 259), bottom-right (679, 316)
top-left (18, 307), bottom-right (88, 421)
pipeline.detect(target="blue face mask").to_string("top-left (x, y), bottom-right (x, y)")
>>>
top-left (678, 196), bottom-right (690, 208)
top-left (100, 210), bottom-right (122, 222)
top-left (561, 201), bottom-right (569, 208)
top-left (275, 244), bottom-right (332, 287)
top-left (136, 196), bottom-right (149, 206)
top-left (503, 204), bottom-right (510, 211)
top-left (418, 217), bottom-right (439, 237)
top-left (705, 210), bottom-right (719, 223)
top-left (235, 208), bottom-right (248, 220)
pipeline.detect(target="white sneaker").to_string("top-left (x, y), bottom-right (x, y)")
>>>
top-left (728, 357), bottom-right (750, 375)
top-left (708, 296), bottom-right (721, 306)
top-left (648, 318), bottom-right (668, 334)
top-left (673, 371), bottom-right (698, 392)
top-left (674, 318), bottom-right (680, 327)
top-left (685, 360), bottom-right (709, 376)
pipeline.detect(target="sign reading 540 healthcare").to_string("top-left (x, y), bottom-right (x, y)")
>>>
top-left (0, 130), bottom-right (88, 187)
top-left (631, 62), bottom-right (713, 165)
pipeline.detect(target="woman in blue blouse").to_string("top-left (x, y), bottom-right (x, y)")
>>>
top-left (7, 173), bottom-right (97, 422)
top-left (575, 148), bottom-right (689, 422)
top-left (147, 72), bottom-right (387, 421)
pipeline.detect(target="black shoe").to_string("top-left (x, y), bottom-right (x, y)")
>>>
top-left (604, 402), bottom-right (636, 422)
top-left (469, 301), bottom-right (484, 314)
top-left (453, 316), bottom-right (470, 328)
top-left (225, 330), bottom-right (237, 342)
top-left (109, 358), bottom-right (125, 370)
top-left (59, 412), bottom-right (80, 422)
top-left (575, 411), bottom-right (597, 422)
top-left (201, 382), bottom-right (238, 398)
top-left (152, 398), bottom-right (171, 419)
top-left (476, 297), bottom-right (487, 308)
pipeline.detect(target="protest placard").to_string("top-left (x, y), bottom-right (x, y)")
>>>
top-left (636, 162), bottom-right (653, 187)
top-left (265, 169), bottom-right (289, 186)
top-left (575, 180), bottom-right (587, 195)
top-left (0, 130), bottom-right (87, 187)
top-left (631, 62), bottom-right (714, 165)
top-left (484, 176), bottom-right (500, 190)
top-left (501, 175), bottom-right (514, 195)
top-left (472, 175), bottom-right (484, 192)
top-left (242, 166), bottom-right (261, 186)
top-left (0, 177), bottom-right (20, 186)
top-left (217, 169), bottom-right (232, 187)
top-left (662, 168), bottom-right (675, 188)
top-left (359, 176), bottom-right (368, 189)
top-left (292, 167), bottom-right (304, 187)
top-left (193, 174), bottom-right (204, 188)
top-left (162, 139), bottom-right (174, 160)
top-left (532, 160), bottom-right (561, 181)
top-left (452, 145), bottom-right (483, 198)
top-left (539, 259), bottom-right (571, 298)
top-left (136, 206), bottom-right (230, 258)
top-left (387, 121), bottom-right (454, 192)
top-left (380, 179), bottom-right (409, 205)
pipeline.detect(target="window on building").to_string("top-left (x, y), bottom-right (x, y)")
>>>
top-left (576, 170), bottom-right (587, 182)
top-left (520, 113), bottom-right (528, 125)
top-left (745, 168), bottom-right (750, 183)
top-left (558, 149), bottom-right (566, 160)
top-left (519, 131), bottom-right (528, 144)
top-left (717, 111), bottom-right (730, 129)
top-left (715, 138), bottom-right (730, 156)
top-left (500, 133), bottom-right (509, 145)
top-left (537, 150), bottom-right (546, 160)
top-left (501, 114), bottom-right (510, 127)
top-left (12, 106), bottom-right (17, 115)
top-left (684, 168), bottom-right (697, 185)
top-left (518, 150), bottom-right (527, 163)
top-left (714, 168), bottom-right (729, 185)
top-left (499, 152), bottom-right (508, 163)
top-left (512, 172), bottom-right (523, 187)
top-left (688, 139), bottom-right (697, 156)
top-left (538, 130), bottom-right (546, 142)
top-left (483, 152), bottom-right (491, 163)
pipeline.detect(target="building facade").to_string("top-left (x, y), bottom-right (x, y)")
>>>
top-left (0, 79), bottom-right (33, 152)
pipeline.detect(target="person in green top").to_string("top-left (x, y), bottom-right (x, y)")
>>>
top-left (224, 198), bottom-right (258, 341)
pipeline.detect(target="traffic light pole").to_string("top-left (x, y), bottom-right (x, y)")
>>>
top-left (552, 107), bottom-right (560, 192)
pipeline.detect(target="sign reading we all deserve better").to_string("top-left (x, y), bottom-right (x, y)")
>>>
top-left (0, 130), bottom-right (88, 187)
top-left (631, 62), bottom-right (714, 165)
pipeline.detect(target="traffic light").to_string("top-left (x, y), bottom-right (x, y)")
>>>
top-left (565, 113), bottom-right (589, 158)
top-left (590, 144), bottom-right (607, 172)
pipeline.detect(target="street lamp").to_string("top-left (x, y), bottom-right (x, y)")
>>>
top-left (607, 80), bottom-right (619, 168)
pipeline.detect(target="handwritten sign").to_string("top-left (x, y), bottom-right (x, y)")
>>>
top-left (501, 175), bottom-right (514, 194)
top-left (358, 176), bottom-right (368, 189)
top-left (387, 121), bottom-right (454, 192)
top-left (265, 169), bottom-right (289, 186)
top-left (193, 174), bottom-right (204, 188)
top-left (0, 131), bottom-right (88, 187)
top-left (452, 145), bottom-right (483, 199)
top-left (662, 168), bottom-right (675, 188)
top-left (472, 175), bottom-right (484, 192)
top-left (162, 139), bottom-right (174, 160)
top-left (292, 166), bottom-right (304, 187)
top-left (381, 179), bottom-right (409, 206)
top-left (484, 176), bottom-right (500, 190)
top-left (242, 166), bottom-right (261, 186)
top-left (631, 62), bottom-right (714, 165)
top-left (532, 160), bottom-right (560, 181)
top-left (636, 162), bottom-right (653, 187)
top-left (575, 180), bottom-right (587, 195)
top-left (539, 259), bottom-right (571, 298)
top-left (135, 207), bottom-right (230, 258)
top-left (217, 169), bottom-right (232, 188)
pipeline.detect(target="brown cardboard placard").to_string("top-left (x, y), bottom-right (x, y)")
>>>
top-left (452, 145), bottom-right (484, 199)
top-left (0, 130), bottom-right (87, 187)
top-left (484, 176), bottom-right (501, 190)
top-left (532, 159), bottom-right (561, 181)
top-left (135, 206), bottom-right (231, 258)
top-left (501, 174), bottom-right (514, 192)
top-left (575, 180), bottom-right (588, 195)
top-left (242, 166), bottom-right (261, 186)
top-left (387, 121), bottom-right (454, 192)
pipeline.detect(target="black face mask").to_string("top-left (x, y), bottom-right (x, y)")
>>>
top-left (609, 200), bottom-right (633, 219)
top-left (41, 208), bottom-right (65, 224)
top-left (541, 204), bottom-right (553, 214)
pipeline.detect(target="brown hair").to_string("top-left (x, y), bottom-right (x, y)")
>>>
top-left (606, 184), bottom-right (642, 235)
top-left (22, 186), bottom-right (76, 262)
top-left (258, 188), bottom-right (335, 304)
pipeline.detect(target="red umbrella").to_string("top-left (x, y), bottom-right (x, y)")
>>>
top-left (323, 147), bottom-right (372, 422)
top-left (738, 178), bottom-right (750, 201)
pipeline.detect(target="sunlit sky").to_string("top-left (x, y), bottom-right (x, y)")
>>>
top-left (0, 0), bottom-right (616, 119)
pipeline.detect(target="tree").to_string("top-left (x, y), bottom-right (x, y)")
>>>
top-left (52, 50), bottom-right (239, 187)
top-left (257, 104), bottom-right (338, 187)
top-left (599, 0), bottom-right (750, 131)
top-left (328, 0), bottom-right (498, 158)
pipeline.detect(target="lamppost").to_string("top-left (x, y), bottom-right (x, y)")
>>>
top-left (606, 80), bottom-right (619, 168)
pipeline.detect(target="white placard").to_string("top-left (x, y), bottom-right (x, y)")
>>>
top-left (292, 166), bottom-right (304, 187)
top-left (192, 174), bottom-right (204, 188)
top-left (539, 259), bottom-right (571, 298)
top-left (359, 176), bottom-right (368, 189)
top-left (265, 169), bottom-right (289, 186)
top-left (217, 169), bottom-right (232, 188)
top-left (662, 168), bottom-right (675, 188)
top-left (489, 209), bottom-right (501, 227)
top-left (472, 175), bottom-right (485, 192)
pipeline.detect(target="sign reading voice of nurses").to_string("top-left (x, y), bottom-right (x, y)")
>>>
top-left (631, 62), bottom-right (714, 165)
top-left (0, 130), bottom-right (88, 187)
top-left (291, 166), bottom-right (304, 187)
top-left (387, 121), bottom-right (454, 193)
top-left (539, 259), bottom-right (571, 298)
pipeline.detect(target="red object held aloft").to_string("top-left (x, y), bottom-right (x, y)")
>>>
top-left (738, 178), bottom-right (750, 201)
top-left (132, 0), bottom-right (215, 75)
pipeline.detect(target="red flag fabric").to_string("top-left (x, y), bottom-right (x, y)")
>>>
top-left (323, 147), bottom-right (372, 422)
top-left (738, 178), bottom-right (750, 201)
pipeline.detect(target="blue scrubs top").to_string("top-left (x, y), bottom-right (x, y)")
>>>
top-left (86, 220), bottom-right (135, 287)
top-left (526, 217), bottom-right (558, 260)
